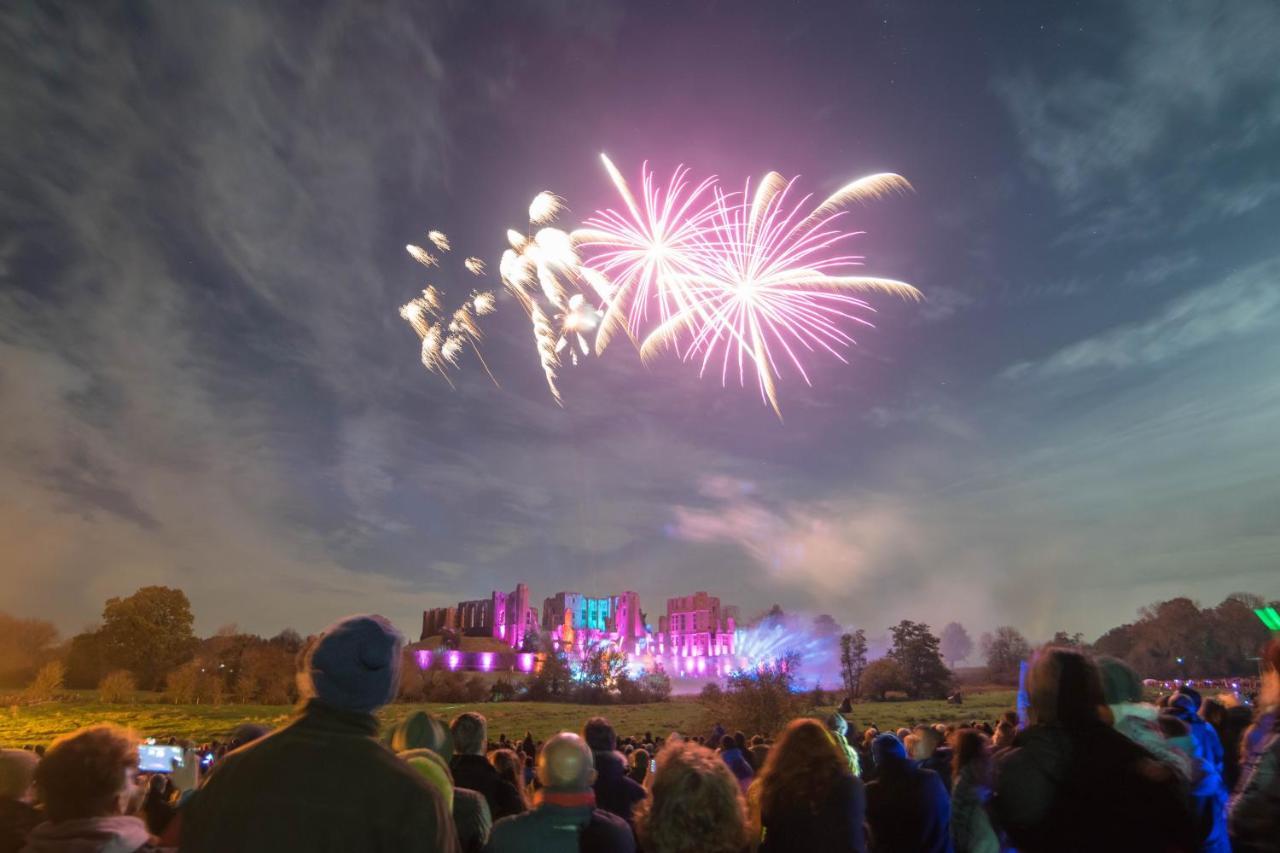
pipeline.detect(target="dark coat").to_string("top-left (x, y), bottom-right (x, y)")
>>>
top-left (484, 799), bottom-right (634, 853)
top-left (590, 751), bottom-right (646, 825)
top-left (992, 721), bottom-right (1197, 853)
top-left (453, 788), bottom-right (492, 853)
top-left (1228, 709), bottom-right (1280, 853)
top-left (865, 757), bottom-right (952, 853)
top-left (179, 700), bottom-right (458, 853)
top-left (759, 772), bottom-right (867, 853)
top-left (450, 755), bottom-right (526, 822)
top-left (0, 799), bottom-right (41, 853)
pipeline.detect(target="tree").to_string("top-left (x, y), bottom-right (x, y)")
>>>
top-left (982, 626), bottom-right (1032, 684)
top-left (98, 586), bottom-right (197, 689)
top-left (1050, 631), bottom-right (1084, 647)
top-left (888, 620), bottom-right (951, 699)
top-left (813, 614), bottom-right (841, 636)
top-left (26, 660), bottom-right (65, 701)
top-left (528, 650), bottom-right (572, 700)
top-left (520, 625), bottom-right (541, 653)
top-left (0, 612), bottom-right (59, 687)
top-left (63, 630), bottom-right (108, 689)
top-left (839, 630), bottom-right (869, 700)
top-left (98, 670), bottom-right (136, 703)
top-left (704, 652), bottom-right (805, 736)
top-left (940, 622), bottom-right (974, 668)
top-left (861, 658), bottom-right (907, 700)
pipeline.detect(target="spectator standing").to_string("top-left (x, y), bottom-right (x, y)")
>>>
top-left (913, 726), bottom-right (953, 791)
top-left (1228, 638), bottom-right (1280, 852)
top-left (634, 740), bottom-right (748, 853)
top-left (718, 736), bottom-right (755, 796)
top-left (484, 733), bottom-right (634, 853)
top-left (628, 750), bottom-right (649, 786)
top-left (0, 750), bottom-right (40, 853)
top-left (826, 713), bottom-right (862, 777)
top-left (992, 647), bottom-right (1196, 853)
top-left (180, 614), bottom-right (458, 853)
top-left (21, 725), bottom-right (154, 853)
top-left (752, 718), bottom-right (867, 853)
top-left (488, 750), bottom-right (529, 811)
top-left (393, 711), bottom-right (492, 853)
top-left (451, 713), bottom-right (526, 822)
top-left (948, 730), bottom-right (999, 853)
top-left (865, 733), bottom-right (951, 853)
top-left (581, 717), bottom-right (646, 826)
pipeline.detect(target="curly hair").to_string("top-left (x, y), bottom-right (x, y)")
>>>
top-left (752, 718), bottom-right (849, 825)
top-left (34, 724), bottom-right (137, 822)
top-left (634, 741), bottom-right (747, 853)
top-left (488, 747), bottom-right (528, 807)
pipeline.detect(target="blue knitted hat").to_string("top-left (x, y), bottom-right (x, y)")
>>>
top-left (305, 615), bottom-right (403, 714)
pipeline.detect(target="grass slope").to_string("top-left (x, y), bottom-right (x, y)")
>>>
top-left (0, 690), bottom-right (1017, 747)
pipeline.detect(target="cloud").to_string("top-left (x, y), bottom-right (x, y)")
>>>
top-left (994, 0), bottom-right (1280, 201)
top-left (1004, 256), bottom-right (1280, 380)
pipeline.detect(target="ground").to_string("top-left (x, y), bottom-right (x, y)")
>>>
top-left (0, 690), bottom-right (1018, 746)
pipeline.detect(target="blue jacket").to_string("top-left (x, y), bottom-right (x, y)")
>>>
top-left (484, 796), bottom-right (634, 853)
top-left (866, 757), bottom-right (951, 853)
top-left (590, 751), bottom-right (647, 826)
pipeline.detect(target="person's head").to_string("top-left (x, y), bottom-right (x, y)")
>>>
top-left (400, 748), bottom-right (455, 811)
top-left (489, 748), bottom-right (527, 803)
top-left (824, 711), bottom-right (848, 737)
top-left (632, 748), bottom-right (650, 773)
top-left (1200, 698), bottom-right (1227, 727)
top-left (300, 614), bottom-right (402, 714)
top-left (1096, 656), bottom-right (1143, 708)
top-left (1176, 685), bottom-right (1203, 709)
top-left (950, 728), bottom-right (991, 784)
top-left (870, 732), bottom-right (907, 767)
top-left (720, 735), bottom-right (736, 752)
top-left (227, 723), bottom-right (271, 753)
top-left (393, 711), bottom-right (453, 761)
top-left (862, 727), bottom-right (879, 747)
top-left (537, 733), bottom-right (595, 792)
top-left (34, 725), bottom-right (140, 822)
top-left (912, 725), bottom-right (943, 760)
top-left (582, 716), bottom-right (617, 753)
top-left (1261, 639), bottom-right (1280, 708)
top-left (895, 727), bottom-right (910, 740)
top-left (733, 731), bottom-right (746, 750)
top-left (756, 719), bottom-right (849, 819)
top-left (0, 749), bottom-right (39, 803)
top-left (634, 740), bottom-right (747, 853)
top-left (993, 721), bottom-right (1016, 748)
top-left (450, 712), bottom-right (488, 757)
top-left (1026, 647), bottom-right (1106, 728)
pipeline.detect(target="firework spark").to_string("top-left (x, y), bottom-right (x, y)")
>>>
top-left (573, 155), bottom-right (720, 355)
top-left (529, 191), bottom-right (565, 225)
top-left (499, 193), bottom-right (611, 404)
top-left (405, 244), bottom-right (438, 268)
top-left (639, 170), bottom-right (919, 418)
top-left (464, 257), bottom-right (486, 276)
top-left (427, 230), bottom-right (451, 252)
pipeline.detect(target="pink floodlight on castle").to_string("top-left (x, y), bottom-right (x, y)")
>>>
top-left (447, 651), bottom-right (461, 671)
top-left (480, 652), bottom-right (494, 672)
top-left (519, 653), bottom-right (535, 673)
top-left (415, 650), bottom-right (432, 670)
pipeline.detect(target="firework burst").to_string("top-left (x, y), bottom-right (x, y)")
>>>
top-left (572, 154), bottom-right (720, 355)
top-left (639, 171), bottom-right (919, 418)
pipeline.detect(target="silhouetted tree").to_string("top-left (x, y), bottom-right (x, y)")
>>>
top-left (98, 586), bottom-right (197, 690)
top-left (840, 629), bottom-right (868, 700)
top-left (861, 658), bottom-right (907, 700)
top-left (0, 612), bottom-right (59, 687)
top-left (940, 622), bottom-right (974, 668)
top-left (813, 614), bottom-right (841, 636)
top-left (888, 621), bottom-right (951, 699)
top-left (982, 626), bottom-right (1032, 684)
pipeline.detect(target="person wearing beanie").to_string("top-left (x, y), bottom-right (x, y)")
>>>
top-left (485, 733), bottom-right (634, 853)
top-left (1167, 689), bottom-right (1226, 779)
top-left (1096, 656), bottom-right (1193, 778)
top-left (826, 711), bottom-right (863, 777)
top-left (180, 614), bottom-right (459, 853)
top-left (865, 732), bottom-right (951, 853)
top-left (579, 717), bottom-right (647, 828)
top-left (393, 711), bottom-right (492, 853)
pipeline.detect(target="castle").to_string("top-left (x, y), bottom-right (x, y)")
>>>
top-left (421, 585), bottom-right (736, 662)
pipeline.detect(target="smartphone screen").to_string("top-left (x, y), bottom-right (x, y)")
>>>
top-left (138, 745), bottom-right (184, 773)
top-left (649, 759), bottom-right (656, 773)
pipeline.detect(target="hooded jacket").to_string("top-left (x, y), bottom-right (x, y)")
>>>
top-left (19, 816), bottom-right (156, 853)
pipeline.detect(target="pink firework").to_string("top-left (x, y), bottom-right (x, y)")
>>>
top-left (639, 171), bottom-right (920, 419)
top-left (572, 154), bottom-right (721, 354)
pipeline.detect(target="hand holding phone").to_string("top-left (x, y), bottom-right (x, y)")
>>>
top-left (138, 745), bottom-right (184, 773)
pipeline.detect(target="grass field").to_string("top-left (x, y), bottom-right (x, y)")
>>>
top-left (0, 690), bottom-right (1018, 747)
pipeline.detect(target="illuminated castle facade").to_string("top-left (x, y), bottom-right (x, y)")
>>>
top-left (421, 584), bottom-right (737, 663)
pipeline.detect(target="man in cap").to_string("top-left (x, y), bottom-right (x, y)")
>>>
top-left (485, 733), bottom-right (634, 853)
top-left (180, 614), bottom-right (458, 852)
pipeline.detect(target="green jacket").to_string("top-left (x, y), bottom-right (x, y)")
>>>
top-left (180, 700), bottom-right (459, 853)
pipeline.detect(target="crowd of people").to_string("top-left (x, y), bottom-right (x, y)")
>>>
top-left (0, 613), bottom-right (1277, 852)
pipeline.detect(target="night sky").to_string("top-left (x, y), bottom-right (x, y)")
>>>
top-left (3, 0), bottom-right (1278, 643)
